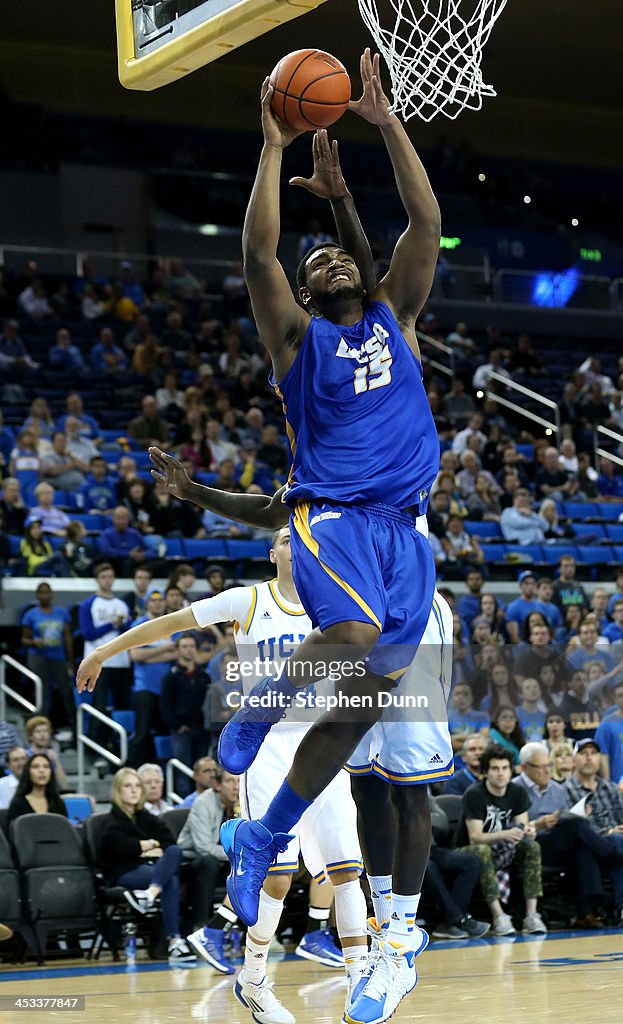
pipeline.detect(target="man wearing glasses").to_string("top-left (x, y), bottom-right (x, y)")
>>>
top-left (515, 741), bottom-right (623, 927)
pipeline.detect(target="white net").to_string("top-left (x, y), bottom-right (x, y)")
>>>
top-left (357, 0), bottom-right (509, 122)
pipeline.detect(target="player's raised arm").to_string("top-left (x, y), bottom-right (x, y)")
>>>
top-left (243, 78), bottom-right (310, 381)
top-left (350, 49), bottom-right (440, 329)
top-left (149, 448), bottom-right (289, 529)
top-left (290, 129), bottom-right (376, 295)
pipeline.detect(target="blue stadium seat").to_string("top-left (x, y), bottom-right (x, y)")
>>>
top-left (9, 536), bottom-right (21, 556)
top-left (577, 546), bottom-right (614, 565)
top-left (49, 536), bottom-right (65, 551)
top-left (225, 539), bottom-right (271, 560)
top-left (143, 536), bottom-right (184, 557)
top-left (605, 524), bottom-right (623, 542)
top-left (541, 545), bottom-right (578, 563)
top-left (516, 444), bottom-right (534, 459)
top-left (465, 521), bottom-right (502, 539)
top-left (573, 523), bottom-right (606, 541)
top-left (480, 544), bottom-right (507, 561)
top-left (183, 539), bottom-right (227, 560)
top-left (62, 795), bottom-right (94, 825)
top-left (53, 490), bottom-right (70, 507)
top-left (563, 502), bottom-right (593, 520)
top-left (154, 736), bottom-right (174, 760)
top-left (506, 544), bottom-right (544, 563)
top-left (194, 472), bottom-right (218, 486)
top-left (614, 547), bottom-right (623, 563)
top-left (72, 514), bottom-right (102, 533)
top-left (595, 504), bottom-right (623, 522)
top-left (131, 451), bottom-right (152, 470)
top-left (100, 429), bottom-right (123, 442)
top-left (111, 710), bottom-right (136, 735)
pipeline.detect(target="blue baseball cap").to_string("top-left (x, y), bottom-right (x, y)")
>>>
top-left (518, 570), bottom-right (536, 583)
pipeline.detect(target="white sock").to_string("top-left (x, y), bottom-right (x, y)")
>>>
top-left (333, 880), bottom-right (368, 948)
top-left (368, 874), bottom-right (392, 927)
top-left (242, 890), bottom-right (285, 984)
top-left (385, 892), bottom-right (422, 948)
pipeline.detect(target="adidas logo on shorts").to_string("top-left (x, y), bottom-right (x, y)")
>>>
top-left (428, 753), bottom-right (443, 764)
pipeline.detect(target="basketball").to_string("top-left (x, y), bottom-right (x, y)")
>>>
top-left (269, 49), bottom-right (351, 132)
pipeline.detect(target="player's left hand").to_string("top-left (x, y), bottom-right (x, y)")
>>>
top-left (289, 130), bottom-right (349, 200)
top-left (349, 48), bottom-right (394, 128)
top-left (76, 652), bottom-right (104, 693)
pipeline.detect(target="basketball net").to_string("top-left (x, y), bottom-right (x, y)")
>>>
top-left (357, 0), bottom-right (509, 122)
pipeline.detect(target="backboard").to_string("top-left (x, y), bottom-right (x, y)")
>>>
top-left (116, 0), bottom-right (329, 91)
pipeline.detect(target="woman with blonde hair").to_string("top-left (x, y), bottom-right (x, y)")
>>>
top-left (96, 767), bottom-right (195, 964)
top-left (539, 498), bottom-right (575, 541)
top-left (551, 740), bottom-right (574, 783)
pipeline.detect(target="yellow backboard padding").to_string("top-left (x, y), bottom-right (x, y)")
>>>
top-left (116, 0), bottom-right (329, 91)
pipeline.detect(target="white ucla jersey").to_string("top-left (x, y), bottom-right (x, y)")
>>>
top-left (191, 579), bottom-right (316, 729)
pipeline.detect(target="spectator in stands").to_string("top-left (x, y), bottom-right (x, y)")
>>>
top-left (99, 506), bottom-right (148, 575)
top-left (29, 482), bottom-right (71, 537)
top-left (578, 357), bottom-right (615, 397)
top-left (6, 753), bottom-right (67, 829)
top-left (551, 740), bottom-right (574, 782)
top-left (514, 621), bottom-right (562, 694)
top-left (18, 278), bottom-right (52, 320)
top-left (58, 393), bottom-right (101, 443)
top-left (495, 444), bottom-right (531, 490)
top-left (79, 562), bottom-right (131, 747)
top-left (516, 678), bottom-right (546, 740)
top-left (21, 582), bottom-right (74, 737)
top-left (156, 371), bottom-right (184, 415)
top-left (209, 653), bottom-right (243, 746)
top-left (594, 682), bottom-right (623, 784)
top-left (132, 332), bottom-right (166, 380)
top-left (472, 348), bottom-right (511, 392)
top-left (477, 655), bottom-right (516, 714)
top-left (81, 283), bottom-right (106, 320)
top-left (180, 757), bottom-right (218, 808)
top-left (64, 416), bottom-right (99, 466)
top-left (507, 334), bottom-right (542, 377)
top-left (426, 796), bottom-right (490, 940)
top-left (489, 707), bottom-right (525, 769)
top-left (167, 563), bottom-right (195, 605)
top-left (589, 588), bottom-right (610, 634)
top-left (0, 477), bottom-right (27, 535)
top-left (19, 519), bottom-right (73, 577)
top-left (441, 514), bottom-right (484, 576)
top-left (203, 565), bottom-right (226, 598)
top-left (535, 578), bottom-right (564, 630)
top-left (0, 745), bottom-right (27, 809)
top-left (443, 733), bottom-right (486, 795)
top-left (9, 429), bottom-right (41, 503)
top-left (603, 598), bottom-right (623, 644)
top-left (60, 520), bottom-right (93, 576)
top-left (164, 258), bottom-right (203, 300)
top-left (452, 413), bottom-right (487, 457)
top-left (539, 498), bottom-right (576, 541)
top-left (165, 585), bottom-right (184, 614)
top-left (77, 455), bottom-right (117, 513)
top-left (607, 571), bottom-right (623, 618)
top-left (41, 431), bottom-right (87, 491)
top-left (457, 569), bottom-right (484, 627)
top-left (460, 744), bottom-right (546, 935)
top-left (576, 451), bottom-right (600, 500)
top-left (442, 377), bottom-right (476, 426)
top-left (500, 491), bottom-right (546, 547)
top-left (0, 720), bottom-right (21, 771)
top-left (138, 763), bottom-right (172, 816)
top-left (117, 261), bottom-right (146, 309)
top-left (49, 328), bottom-right (87, 374)
top-left (0, 410), bottom-right (14, 473)
top-left (160, 636), bottom-right (210, 796)
top-left (559, 669), bottom-right (598, 741)
top-left (558, 439), bottom-right (579, 474)
top-left (150, 478), bottom-right (205, 538)
top-left (595, 457), bottom-right (623, 500)
top-left (97, 767), bottom-right (195, 964)
top-left (556, 603), bottom-right (584, 645)
top-left (534, 446), bottom-right (579, 502)
top-left (161, 310), bottom-right (193, 353)
top-left (505, 571), bottom-right (542, 644)
top-left (91, 326), bottom-right (128, 376)
top-left (122, 478), bottom-right (158, 535)
top-left (128, 589), bottom-right (178, 768)
top-left (568, 619), bottom-right (615, 674)
top-left (128, 395), bottom-right (170, 449)
top-left (114, 455), bottom-right (139, 501)
top-left (24, 715), bottom-right (67, 789)
top-left (297, 220), bottom-right (333, 263)
top-left (544, 711), bottom-right (567, 749)
top-left (466, 473), bottom-right (502, 521)
top-left (121, 565), bottom-right (153, 621)
top-left (448, 682), bottom-right (488, 762)
top-left (579, 382), bottom-right (611, 428)
top-left (23, 398), bottom-right (56, 441)
top-left (0, 318), bottom-right (39, 376)
top-left (553, 554), bottom-right (589, 612)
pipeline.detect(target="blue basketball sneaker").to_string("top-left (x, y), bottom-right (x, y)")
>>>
top-left (295, 929), bottom-right (344, 968)
top-left (220, 818), bottom-right (294, 927)
top-left (218, 676), bottom-right (294, 774)
top-left (186, 926), bottom-right (234, 974)
top-left (345, 941), bottom-right (418, 1024)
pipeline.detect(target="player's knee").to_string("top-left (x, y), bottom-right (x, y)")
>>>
top-left (322, 620), bottom-right (380, 654)
top-left (263, 873), bottom-right (292, 901)
top-left (330, 869), bottom-right (359, 886)
top-left (389, 782), bottom-right (428, 820)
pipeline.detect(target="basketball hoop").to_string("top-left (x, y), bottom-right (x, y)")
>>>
top-left (357, 0), bottom-right (509, 122)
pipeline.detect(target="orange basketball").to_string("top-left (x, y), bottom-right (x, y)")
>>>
top-left (269, 49), bottom-right (351, 132)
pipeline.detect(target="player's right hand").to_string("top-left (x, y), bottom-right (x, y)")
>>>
top-left (349, 48), bottom-right (394, 128)
top-left (289, 129), bottom-right (349, 200)
top-left (76, 653), bottom-right (103, 693)
top-left (149, 447), bottom-right (191, 500)
top-left (261, 78), bottom-right (305, 149)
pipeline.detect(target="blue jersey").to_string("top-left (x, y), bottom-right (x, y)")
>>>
top-left (273, 301), bottom-right (439, 510)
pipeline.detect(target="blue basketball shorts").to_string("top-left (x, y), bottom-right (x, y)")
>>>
top-left (289, 500), bottom-right (436, 677)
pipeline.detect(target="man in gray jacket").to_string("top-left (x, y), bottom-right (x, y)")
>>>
top-left (178, 767), bottom-right (240, 972)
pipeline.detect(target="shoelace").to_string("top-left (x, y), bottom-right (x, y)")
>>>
top-left (359, 948), bottom-right (403, 1002)
top-left (248, 977), bottom-right (279, 1008)
top-left (236, 721), bottom-right (272, 748)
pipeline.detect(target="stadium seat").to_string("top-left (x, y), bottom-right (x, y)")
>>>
top-left (572, 523), bottom-right (606, 541)
top-left (0, 828), bottom-right (22, 932)
top-left (9, 536), bottom-right (21, 556)
top-left (605, 524), bottom-right (623, 542)
top-left (563, 502), bottom-right (594, 520)
top-left (72, 513), bottom-right (102, 533)
top-left (111, 710), bottom-right (136, 736)
top-left (154, 735), bottom-right (174, 760)
top-left (516, 444), bottom-right (535, 459)
top-left (595, 504), bottom-right (623, 522)
top-left (464, 521), bottom-right (502, 539)
top-left (160, 808), bottom-right (190, 840)
top-left (541, 545), bottom-right (578, 563)
top-left (194, 472), bottom-right (218, 486)
top-left (10, 813), bottom-right (97, 958)
top-left (480, 544), bottom-right (507, 561)
top-left (145, 536), bottom-right (183, 557)
top-left (182, 538), bottom-right (227, 560)
top-left (225, 539), bottom-right (271, 560)
top-left (101, 450), bottom-right (120, 465)
top-left (131, 450), bottom-right (152, 470)
top-left (506, 544), bottom-right (543, 563)
top-left (63, 795), bottom-right (95, 825)
top-left (614, 548), bottom-right (623, 563)
top-left (577, 545), bottom-right (614, 565)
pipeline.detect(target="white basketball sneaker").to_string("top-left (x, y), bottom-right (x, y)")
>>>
top-left (344, 940), bottom-right (418, 1024)
top-left (234, 973), bottom-right (295, 1024)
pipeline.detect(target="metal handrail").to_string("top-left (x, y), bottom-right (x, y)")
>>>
top-left (485, 370), bottom-right (560, 442)
top-left (166, 757), bottom-right (195, 806)
top-left (416, 329), bottom-right (455, 376)
top-left (0, 654), bottom-right (43, 720)
top-left (76, 704), bottom-right (128, 792)
top-left (594, 424), bottom-right (623, 469)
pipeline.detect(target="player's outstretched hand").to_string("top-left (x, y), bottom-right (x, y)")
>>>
top-left (289, 129), bottom-right (349, 200)
top-left (349, 48), bottom-right (394, 128)
top-left (149, 447), bottom-right (191, 500)
top-left (261, 77), bottom-right (306, 149)
top-left (76, 652), bottom-right (103, 694)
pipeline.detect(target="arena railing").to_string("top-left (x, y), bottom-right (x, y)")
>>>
top-left (416, 330), bottom-right (455, 377)
top-left (594, 424), bottom-right (623, 470)
top-left (483, 370), bottom-right (561, 445)
top-left (0, 654), bottom-right (43, 720)
top-left (165, 757), bottom-right (195, 805)
top-left (76, 704), bottom-right (128, 793)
